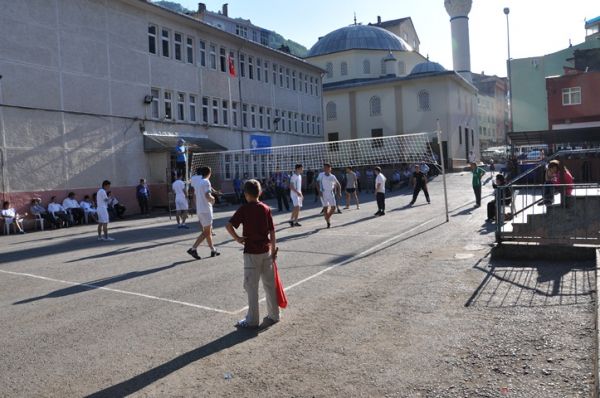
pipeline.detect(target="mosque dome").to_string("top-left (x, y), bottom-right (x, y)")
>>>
top-left (307, 25), bottom-right (412, 57)
top-left (409, 61), bottom-right (446, 75)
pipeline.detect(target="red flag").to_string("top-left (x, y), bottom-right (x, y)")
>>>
top-left (228, 55), bottom-right (236, 77)
top-left (273, 260), bottom-right (288, 309)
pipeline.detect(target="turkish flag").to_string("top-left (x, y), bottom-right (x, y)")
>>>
top-left (228, 55), bottom-right (236, 77)
top-left (273, 260), bottom-right (288, 308)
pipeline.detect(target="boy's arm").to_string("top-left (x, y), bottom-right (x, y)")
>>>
top-left (269, 228), bottom-right (277, 260)
top-left (226, 222), bottom-right (245, 244)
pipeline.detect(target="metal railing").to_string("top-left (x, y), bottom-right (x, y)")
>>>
top-left (495, 183), bottom-right (600, 246)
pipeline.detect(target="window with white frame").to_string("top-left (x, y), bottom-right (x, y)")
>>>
top-left (189, 94), bottom-right (197, 122)
top-left (288, 112), bottom-right (292, 132)
top-left (163, 91), bottom-right (172, 119)
top-left (279, 66), bottom-right (284, 87)
top-left (232, 102), bottom-right (238, 127)
top-left (148, 24), bottom-right (157, 54)
top-left (380, 59), bottom-right (386, 75)
top-left (312, 116), bottom-right (316, 134)
top-left (316, 78), bottom-right (320, 96)
top-left (562, 87), bottom-right (581, 105)
top-left (199, 41), bottom-right (206, 66)
top-left (202, 97), bottom-right (209, 123)
top-left (209, 44), bottom-right (216, 69)
top-left (239, 53), bottom-right (246, 78)
top-left (310, 77), bottom-right (314, 95)
top-left (326, 63), bottom-right (333, 78)
top-left (294, 113), bottom-right (298, 133)
top-left (161, 28), bottom-right (170, 58)
top-left (236, 24), bottom-right (248, 38)
top-left (257, 58), bottom-right (262, 82)
top-left (317, 117), bottom-right (321, 135)
top-left (219, 47), bottom-right (226, 72)
top-left (326, 101), bottom-right (337, 120)
top-left (341, 62), bottom-right (348, 76)
top-left (298, 72), bottom-right (303, 91)
top-left (248, 56), bottom-right (254, 79)
top-left (222, 100), bottom-right (228, 125)
top-left (363, 59), bottom-right (370, 74)
top-left (280, 110), bottom-right (286, 132)
top-left (418, 90), bottom-right (431, 111)
top-left (150, 88), bottom-right (160, 118)
top-left (285, 68), bottom-right (290, 89)
top-left (266, 108), bottom-right (271, 130)
top-left (259, 107), bottom-right (264, 129)
top-left (272, 63), bottom-right (277, 85)
top-left (224, 154), bottom-right (232, 180)
top-left (174, 32), bottom-right (183, 61)
top-left (186, 37), bottom-right (194, 64)
top-left (242, 104), bottom-right (248, 128)
top-left (264, 61), bottom-right (269, 83)
top-left (292, 70), bottom-right (296, 90)
top-left (300, 114), bottom-right (305, 134)
top-left (369, 96), bottom-right (381, 116)
top-left (177, 92), bottom-right (185, 121)
top-left (250, 105), bottom-right (256, 128)
top-left (304, 75), bottom-right (308, 93)
top-left (252, 30), bottom-right (258, 42)
top-left (212, 98), bottom-right (219, 124)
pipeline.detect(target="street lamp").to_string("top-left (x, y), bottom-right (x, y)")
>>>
top-left (504, 7), bottom-right (513, 146)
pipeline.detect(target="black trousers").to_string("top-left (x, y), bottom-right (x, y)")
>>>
top-left (376, 192), bottom-right (385, 212)
top-left (69, 208), bottom-right (85, 224)
top-left (411, 185), bottom-right (430, 203)
top-left (473, 185), bottom-right (482, 206)
top-left (487, 200), bottom-right (512, 220)
top-left (138, 197), bottom-right (149, 214)
top-left (276, 187), bottom-right (289, 211)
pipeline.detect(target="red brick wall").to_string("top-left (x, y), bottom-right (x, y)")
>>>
top-left (546, 72), bottom-right (600, 126)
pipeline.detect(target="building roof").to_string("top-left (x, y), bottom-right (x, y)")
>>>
top-left (307, 25), bottom-right (412, 58)
top-left (585, 16), bottom-right (600, 27)
top-left (410, 61), bottom-right (446, 75)
top-left (508, 127), bottom-right (600, 145)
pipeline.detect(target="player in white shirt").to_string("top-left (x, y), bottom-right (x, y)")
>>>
top-left (288, 164), bottom-right (304, 227)
top-left (187, 166), bottom-right (220, 259)
top-left (172, 172), bottom-right (189, 229)
top-left (316, 163), bottom-right (341, 229)
top-left (96, 180), bottom-right (114, 241)
top-left (374, 166), bottom-right (387, 216)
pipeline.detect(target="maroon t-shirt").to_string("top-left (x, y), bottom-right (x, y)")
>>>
top-left (229, 201), bottom-right (274, 254)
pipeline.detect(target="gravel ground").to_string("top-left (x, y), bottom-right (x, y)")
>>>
top-left (0, 172), bottom-right (595, 397)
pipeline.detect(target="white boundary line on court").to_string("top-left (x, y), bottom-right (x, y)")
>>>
top-left (0, 269), bottom-right (237, 315)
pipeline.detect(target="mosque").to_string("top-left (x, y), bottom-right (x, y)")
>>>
top-left (305, 0), bottom-right (479, 169)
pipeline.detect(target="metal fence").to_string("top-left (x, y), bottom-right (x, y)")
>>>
top-left (495, 183), bottom-right (600, 246)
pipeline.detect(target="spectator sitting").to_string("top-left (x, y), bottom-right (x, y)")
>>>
top-left (30, 198), bottom-right (60, 229)
top-left (402, 168), bottom-right (412, 182)
top-left (107, 191), bottom-right (126, 219)
top-left (391, 170), bottom-right (401, 190)
top-left (62, 192), bottom-right (85, 225)
top-left (486, 174), bottom-right (513, 222)
top-left (80, 195), bottom-right (98, 223)
top-left (1, 201), bottom-right (26, 234)
top-left (48, 196), bottom-right (71, 227)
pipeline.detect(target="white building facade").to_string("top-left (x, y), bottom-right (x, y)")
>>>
top-left (0, 0), bottom-right (323, 209)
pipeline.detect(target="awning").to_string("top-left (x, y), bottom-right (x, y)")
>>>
top-left (508, 127), bottom-right (600, 146)
top-left (143, 133), bottom-right (227, 153)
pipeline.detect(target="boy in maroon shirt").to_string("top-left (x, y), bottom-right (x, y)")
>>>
top-left (226, 179), bottom-right (280, 329)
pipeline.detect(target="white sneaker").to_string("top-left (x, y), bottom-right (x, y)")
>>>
top-left (97, 236), bottom-right (105, 241)
top-left (104, 237), bottom-right (115, 241)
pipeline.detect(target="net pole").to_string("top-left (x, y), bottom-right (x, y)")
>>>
top-left (437, 120), bottom-right (449, 223)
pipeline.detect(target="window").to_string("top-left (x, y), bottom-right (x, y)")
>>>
top-left (398, 61), bottom-right (405, 75)
top-left (222, 100), bottom-right (229, 126)
top-left (363, 59), bottom-right (370, 74)
top-left (418, 90), bottom-right (431, 111)
top-left (288, 112), bottom-right (292, 132)
top-left (371, 129), bottom-right (384, 147)
top-left (177, 92), bottom-right (185, 121)
top-left (264, 61), bottom-right (269, 83)
top-left (212, 99), bottom-right (219, 125)
top-left (202, 97), bottom-right (209, 123)
top-left (381, 59), bottom-right (386, 75)
top-left (232, 102), bottom-right (238, 127)
top-left (272, 63), bottom-right (277, 85)
top-left (209, 44), bottom-right (217, 69)
top-left (150, 88), bottom-right (160, 119)
top-left (316, 78), bottom-right (320, 96)
top-left (199, 41), bottom-right (206, 66)
top-left (252, 30), bottom-right (258, 42)
top-left (285, 68), bottom-right (290, 89)
top-left (189, 95), bottom-right (197, 122)
top-left (174, 32), bottom-right (182, 61)
top-left (326, 101), bottom-right (337, 120)
top-left (328, 132), bottom-right (339, 152)
top-left (224, 154), bottom-right (231, 180)
top-left (459, 126), bottom-right (462, 145)
top-left (250, 105), bottom-right (256, 128)
top-left (310, 77), bottom-right (314, 95)
top-left (186, 37), bottom-right (194, 64)
top-left (161, 28), bottom-right (170, 58)
top-left (242, 104), bottom-right (248, 128)
top-left (298, 72), bottom-right (303, 91)
top-left (261, 31), bottom-right (269, 46)
top-left (239, 54), bottom-right (246, 78)
top-left (300, 114), bottom-right (305, 134)
top-left (326, 62), bottom-right (333, 78)
top-left (236, 24), bottom-right (248, 38)
top-left (148, 24), bottom-right (157, 54)
top-left (304, 75), bottom-right (308, 93)
top-left (280, 111), bottom-right (286, 132)
top-left (257, 58), bottom-right (262, 82)
top-left (369, 96), bottom-right (381, 116)
top-left (163, 91), bottom-right (172, 119)
top-left (312, 116), bottom-right (316, 134)
top-left (279, 66), bottom-right (284, 87)
top-left (317, 117), bottom-right (321, 135)
top-left (219, 47), bottom-right (226, 72)
top-left (562, 87), bottom-right (581, 105)
top-left (266, 108), bottom-right (271, 130)
top-left (259, 107), bottom-right (264, 129)
top-left (341, 61), bottom-right (348, 76)
top-left (294, 113), bottom-right (298, 133)
top-left (248, 56), bottom-right (254, 79)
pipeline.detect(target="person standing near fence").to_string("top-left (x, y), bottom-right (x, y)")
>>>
top-left (136, 178), bottom-right (150, 215)
top-left (172, 172), bottom-right (189, 229)
top-left (409, 164), bottom-right (430, 206)
top-left (470, 162), bottom-right (486, 207)
top-left (272, 168), bottom-right (289, 212)
top-left (96, 180), bottom-right (114, 241)
top-left (374, 166), bottom-right (387, 216)
top-left (174, 138), bottom-right (187, 180)
top-left (288, 164), bottom-right (303, 227)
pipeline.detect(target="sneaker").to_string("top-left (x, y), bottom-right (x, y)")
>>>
top-left (326, 221), bottom-right (331, 229)
top-left (408, 202), bottom-right (414, 207)
top-left (210, 250), bottom-right (221, 257)
top-left (181, 224), bottom-right (190, 229)
top-left (261, 316), bottom-right (280, 328)
top-left (379, 211), bottom-right (385, 216)
top-left (105, 237), bottom-right (115, 241)
top-left (337, 208), bottom-right (342, 214)
top-left (427, 201), bottom-right (431, 204)
top-left (289, 221), bottom-right (294, 227)
top-left (356, 206), bottom-right (360, 210)
top-left (293, 222), bottom-right (302, 227)
top-left (374, 211), bottom-right (381, 216)
top-left (187, 248), bottom-right (201, 260)
top-left (97, 236), bottom-right (105, 241)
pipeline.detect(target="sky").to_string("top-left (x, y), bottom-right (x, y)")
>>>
top-left (176, 0), bottom-right (598, 77)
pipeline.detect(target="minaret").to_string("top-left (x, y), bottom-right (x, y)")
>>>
top-left (444, 0), bottom-right (472, 82)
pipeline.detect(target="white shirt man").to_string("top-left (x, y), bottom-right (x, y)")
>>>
top-left (96, 187), bottom-right (109, 224)
top-left (48, 201), bottom-right (66, 215)
top-left (80, 200), bottom-right (97, 214)
top-left (289, 164), bottom-right (304, 227)
top-left (318, 172), bottom-right (339, 207)
top-left (172, 178), bottom-right (188, 211)
top-left (62, 197), bottom-right (80, 210)
top-left (374, 167), bottom-right (387, 216)
top-left (190, 174), bottom-right (213, 227)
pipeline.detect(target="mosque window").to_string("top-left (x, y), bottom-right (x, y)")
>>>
top-left (380, 59), bottom-right (386, 75)
top-left (326, 101), bottom-right (337, 120)
top-left (398, 61), bottom-right (406, 75)
top-left (369, 96), bottom-right (381, 116)
top-left (341, 62), bottom-right (348, 76)
top-left (363, 59), bottom-right (371, 74)
top-left (326, 62), bottom-right (333, 78)
top-left (418, 90), bottom-right (431, 111)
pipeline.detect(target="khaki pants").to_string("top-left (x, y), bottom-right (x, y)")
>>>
top-left (244, 252), bottom-right (280, 326)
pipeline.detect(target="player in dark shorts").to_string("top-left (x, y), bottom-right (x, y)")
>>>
top-left (344, 166), bottom-right (359, 209)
